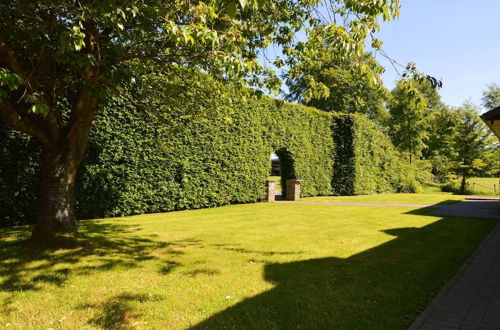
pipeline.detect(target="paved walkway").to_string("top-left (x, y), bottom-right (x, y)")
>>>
top-left (409, 224), bottom-right (500, 330)
top-left (278, 200), bottom-right (432, 208)
top-left (282, 199), bottom-right (500, 220)
top-left (427, 200), bottom-right (500, 220)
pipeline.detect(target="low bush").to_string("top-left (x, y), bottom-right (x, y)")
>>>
top-left (441, 176), bottom-right (476, 195)
top-left (395, 177), bottom-right (424, 194)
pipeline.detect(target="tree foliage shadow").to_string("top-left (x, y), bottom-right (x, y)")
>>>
top-left (183, 269), bottom-right (220, 277)
top-left (209, 243), bottom-right (303, 256)
top-left (160, 260), bottom-right (181, 274)
top-left (0, 220), bottom-right (197, 293)
top-left (191, 216), bottom-right (498, 329)
top-left (80, 292), bottom-right (164, 329)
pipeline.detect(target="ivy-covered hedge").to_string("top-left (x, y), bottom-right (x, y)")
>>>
top-left (1, 84), bottom-right (414, 226)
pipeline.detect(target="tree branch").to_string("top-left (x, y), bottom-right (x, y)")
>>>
top-left (0, 41), bottom-right (25, 75)
top-left (0, 39), bottom-right (61, 140)
top-left (0, 99), bottom-right (51, 145)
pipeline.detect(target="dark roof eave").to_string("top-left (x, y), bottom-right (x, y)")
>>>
top-left (481, 106), bottom-right (500, 121)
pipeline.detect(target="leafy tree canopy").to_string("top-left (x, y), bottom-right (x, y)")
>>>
top-left (285, 51), bottom-right (390, 122)
top-left (387, 78), bottom-right (436, 163)
top-left (481, 83), bottom-right (500, 110)
top-left (449, 103), bottom-right (494, 192)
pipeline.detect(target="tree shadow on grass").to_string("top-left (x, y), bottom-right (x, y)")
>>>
top-left (209, 243), bottom-right (303, 256)
top-left (0, 220), bottom-right (199, 293)
top-left (80, 292), bottom-right (164, 329)
top-left (191, 216), bottom-right (498, 329)
top-left (160, 260), bottom-right (182, 274)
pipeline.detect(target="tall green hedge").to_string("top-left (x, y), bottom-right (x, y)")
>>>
top-left (76, 95), bottom-right (335, 219)
top-left (330, 114), bottom-right (407, 195)
top-left (1, 84), bottom-right (413, 226)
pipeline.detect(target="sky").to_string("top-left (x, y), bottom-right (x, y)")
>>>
top-left (374, 0), bottom-right (500, 109)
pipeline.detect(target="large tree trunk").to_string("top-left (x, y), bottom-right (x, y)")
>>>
top-left (30, 144), bottom-right (83, 244)
top-left (29, 85), bottom-right (97, 245)
top-left (0, 29), bottom-right (101, 245)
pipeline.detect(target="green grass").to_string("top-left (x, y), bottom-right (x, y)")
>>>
top-left (0, 197), bottom-right (497, 329)
top-left (422, 181), bottom-right (446, 194)
top-left (303, 193), bottom-right (465, 205)
top-left (469, 177), bottom-right (500, 197)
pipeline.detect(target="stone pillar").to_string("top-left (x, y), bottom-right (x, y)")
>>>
top-left (286, 179), bottom-right (302, 201)
top-left (266, 180), bottom-right (276, 202)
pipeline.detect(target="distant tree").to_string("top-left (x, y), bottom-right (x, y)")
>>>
top-left (388, 79), bottom-right (434, 164)
top-left (475, 144), bottom-right (500, 177)
top-left (414, 78), bottom-right (443, 112)
top-left (450, 103), bottom-right (493, 193)
top-left (481, 83), bottom-right (500, 110)
top-left (285, 52), bottom-right (389, 122)
top-left (425, 106), bottom-right (459, 180)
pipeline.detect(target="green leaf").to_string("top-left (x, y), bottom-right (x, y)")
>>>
top-left (29, 102), bottom-right (50, 116)
top-left (0, 69), bottom-right (23, 91)
top-left (227, 1), bottom-right (237, 18)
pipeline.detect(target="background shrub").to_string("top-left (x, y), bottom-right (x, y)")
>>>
top-left (441, 175), bottom-right (476, 195)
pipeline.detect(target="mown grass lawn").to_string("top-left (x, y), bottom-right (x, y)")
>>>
top-left (0, 196), bottom-right (497, 329)
top-left (303, 193), bottom-right (465, 205)
top-left (469, 177), bottom-right (500, 197)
